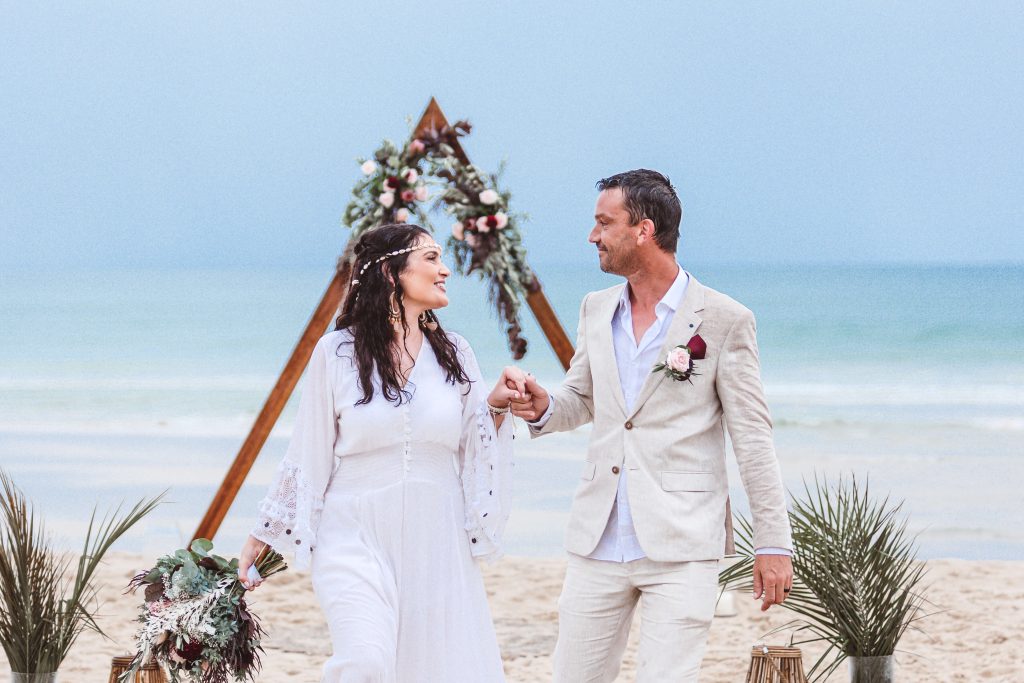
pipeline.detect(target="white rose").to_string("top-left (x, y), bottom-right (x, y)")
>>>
top-left (494, 212), bottom-right (509, 229)
top-left (379, 192), bottom-right (395, 208)
top-left (476, 216), bottom-right (490, 233)
top-left (452, 222), bottom-right (465, 240)
top-left (360, 160), bottom-right (377, 176)
top-left (478, 189), bottom-right (499, 205)
top-left (666, 347), bottom-right (691, 374)
top-left (395, 208), bottom-right (410, 222)
top-left (404, 168), bottom-right (419, 183)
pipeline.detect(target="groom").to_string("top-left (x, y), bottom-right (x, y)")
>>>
top-left (511, 169), bottom-right (793, 682)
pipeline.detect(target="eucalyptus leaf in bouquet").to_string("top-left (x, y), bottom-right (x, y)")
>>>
top-left (121, 539), bottom-right (287, 683)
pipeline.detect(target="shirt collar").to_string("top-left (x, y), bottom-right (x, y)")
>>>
top-left (618, 265), bottom-right (688, 315)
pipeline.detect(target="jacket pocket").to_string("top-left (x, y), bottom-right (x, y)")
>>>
top-left (661, 471), bottom-right (715, 492)
top-left (580, 461), bottom-right (596, 481)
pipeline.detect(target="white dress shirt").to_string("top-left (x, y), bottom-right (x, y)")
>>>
top-left (591, 266), bottom-right (688, 560)
top-left (533, 266), bottom-right (789, 561)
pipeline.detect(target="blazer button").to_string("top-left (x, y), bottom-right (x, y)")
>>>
top-left (612, 466), bottom-right (620, 474)
top-left (624, 421), bottom-right (633, 430)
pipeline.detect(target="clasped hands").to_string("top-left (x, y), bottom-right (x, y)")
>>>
top-left (488, 366), bottom-right (550, 421)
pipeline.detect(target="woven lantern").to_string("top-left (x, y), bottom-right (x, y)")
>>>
top-left (107, 655), bottom-right (168, 683)
top-left (744, 645), bottom-right (808, 683)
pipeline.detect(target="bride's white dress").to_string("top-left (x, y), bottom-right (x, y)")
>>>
top-left (251, 329), bottom-right (514, 682)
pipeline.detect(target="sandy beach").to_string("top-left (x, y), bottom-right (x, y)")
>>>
top-left (3, 553), bottom-right (1020, 682)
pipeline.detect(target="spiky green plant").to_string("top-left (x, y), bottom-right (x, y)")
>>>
top-left (0, 468), bottom-right (163, 674)
top-left (719, 475), bottom-right (930, 681)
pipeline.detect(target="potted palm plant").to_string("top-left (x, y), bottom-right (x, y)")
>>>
top-left (719, 475), bottom-right (929, 683)
top-left (0, 469), bottom-right (163, 682)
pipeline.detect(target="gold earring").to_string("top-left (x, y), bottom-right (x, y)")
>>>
top-left (387, 294), bottom-right (401, 324)
top-left (419, 311), bottom-right (439, 331)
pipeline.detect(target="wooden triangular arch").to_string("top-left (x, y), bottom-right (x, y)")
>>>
top-left (193, 98), bottom-right (574, 541)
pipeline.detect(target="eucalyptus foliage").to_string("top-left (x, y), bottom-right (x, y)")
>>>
top-left (719, 475), bottom-right (929, 681)
top-left (0, 468), bottom-right (163, 674)
top-left (122, 539), bottom-right (287, 683)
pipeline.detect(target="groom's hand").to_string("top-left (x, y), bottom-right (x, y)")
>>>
top-left (509, 374), bottom-right (550, 422)
top-left (753, 554), bottom-right (793, 611)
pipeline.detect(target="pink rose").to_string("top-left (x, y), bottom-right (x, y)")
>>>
top-left (494, 212), bottom-right (509, 229)
top-left (414, 185), bottom-right (429, 201)
top-left (478, 189), bottom-right (499, 205)
top-left (379, 192), bottom-right (395, 208)
top-left (401, 189), bottom-right (415, 202)
top-left (667, 347), bottom-right (691, 374)
top-left (395, 208), bottom-right (410, 222)
top-left (408, 139), bottom-right (426, 155)
top-left (403, 168), bottom-right (419, 183)
top-left (476, 216), bottom-right (490, 233)
top-left (452, 222), bottom-right (465, 240)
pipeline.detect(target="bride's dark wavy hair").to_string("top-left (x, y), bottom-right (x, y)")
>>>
top-left (335, 223), bottom-right (470, 406)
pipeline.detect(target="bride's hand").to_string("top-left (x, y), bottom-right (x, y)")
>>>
top-left (238, 535), bottom-right (268, 591)
top-left (489, 366), bottom-right (529, 410)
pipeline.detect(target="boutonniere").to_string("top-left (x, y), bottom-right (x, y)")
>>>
top-left (652, 334), bottom-right (707, 383)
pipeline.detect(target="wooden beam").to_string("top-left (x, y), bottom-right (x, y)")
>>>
top-left (413, 97), bottom-right (470, 164)
top-left (192, 265), bottom-right (349, 541)
top-left (526, 282), bottom-right (574, 369)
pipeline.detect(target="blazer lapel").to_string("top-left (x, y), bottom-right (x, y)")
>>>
top-left (627, 274), bottom-right (706, 420)
top-left (591, 286), bottom-right (628, 415)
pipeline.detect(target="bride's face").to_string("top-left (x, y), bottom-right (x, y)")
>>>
top-left (398, 236), bottom-right (451, 311)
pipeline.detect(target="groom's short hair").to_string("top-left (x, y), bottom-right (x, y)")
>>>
top-left (596, 169), bottom-right (681, 253)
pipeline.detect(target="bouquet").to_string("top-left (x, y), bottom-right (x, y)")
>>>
top-left (121, 538), bottom-right (287, 683)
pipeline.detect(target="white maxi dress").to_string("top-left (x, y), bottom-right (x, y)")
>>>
top-left (251, 329), bottom-right (513, 683)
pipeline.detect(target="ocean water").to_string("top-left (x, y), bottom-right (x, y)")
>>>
top-left (1, 263), bottom-right (1022, 560)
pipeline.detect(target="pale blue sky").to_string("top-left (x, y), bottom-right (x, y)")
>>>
top-left (2, 1), bottom-right (1022, 270)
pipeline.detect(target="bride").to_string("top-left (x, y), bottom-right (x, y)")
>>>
top-left (238, 223), bottom-right (526, 682)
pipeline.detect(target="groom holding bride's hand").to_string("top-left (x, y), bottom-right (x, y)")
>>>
top-left (507, 169), bottom-right (793, 682)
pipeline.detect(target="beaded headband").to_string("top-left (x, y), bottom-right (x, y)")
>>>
top-left (350, 242), bottom-right (443, 288)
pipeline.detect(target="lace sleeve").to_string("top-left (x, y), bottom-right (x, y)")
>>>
top-left (461, 400), bottom-right (514, 562)
top-left (251, 459), bottom-right (321, 569)
top-left (454, 335), bottom-right (515, 562)
top-left (250, 334), bottom-right (339, 570)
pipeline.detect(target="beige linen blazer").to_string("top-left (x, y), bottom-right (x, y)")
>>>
top-left (531, 273), bottom-right (792, 561)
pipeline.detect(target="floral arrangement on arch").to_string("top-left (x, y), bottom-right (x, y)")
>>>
top-left (341, 120), bottom-right (536, 359)
top-left (343, 136), bottom-right (433, 237)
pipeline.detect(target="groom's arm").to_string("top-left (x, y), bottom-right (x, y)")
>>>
top-left (717, 308), bottom-right (793, 551)
top-left (527, 294), bottom-right (595, 436)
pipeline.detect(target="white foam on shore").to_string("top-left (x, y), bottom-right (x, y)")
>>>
top-left (765, 382), bottom-right (1024, 406)
top-left (0, 415), bottom-right (296, 438)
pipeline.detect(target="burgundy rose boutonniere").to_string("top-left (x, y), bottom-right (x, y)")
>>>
top-left (652, 334), bottom-right (707, 383)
